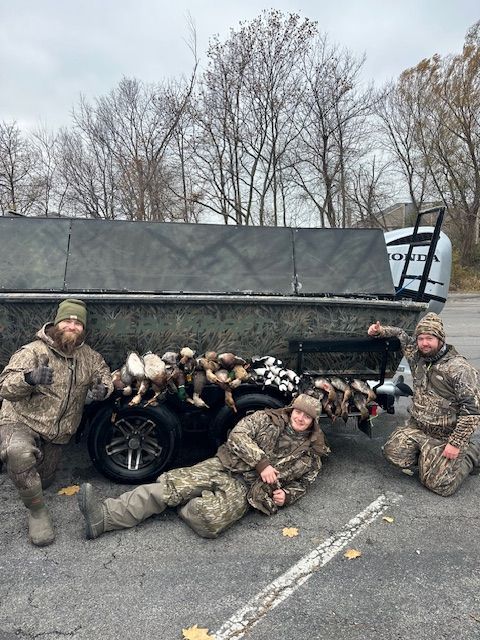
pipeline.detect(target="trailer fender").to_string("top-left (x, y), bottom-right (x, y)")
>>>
top-left (209, 392), bottom-right (286, 448)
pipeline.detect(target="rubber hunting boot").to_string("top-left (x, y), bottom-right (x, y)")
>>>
top-left (19, 485), bottom-right (55, 547)
top-left (77, 483), bottom-right (106, 539)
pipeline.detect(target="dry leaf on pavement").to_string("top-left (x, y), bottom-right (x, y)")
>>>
top-left (343, 548), bottom-right (362, 560)
top-left (382, 516), bottom-right (395, 523)
top-left (282, 527), bottom-right (299, 538)
top-left (57, 485), bottom-right (80, 496)
top-left (182, 625), bottom-right (215, 640)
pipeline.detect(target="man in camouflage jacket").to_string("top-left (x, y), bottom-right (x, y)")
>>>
top-left (0, 299), bottom-right (113, 546)
top-left (368, 312), bottom-right (480, 496)
top-left (77, 394), bottom-right (329, 539)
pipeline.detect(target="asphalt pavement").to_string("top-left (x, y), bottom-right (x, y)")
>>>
top-left (1, 293), bottom-right (480, 640)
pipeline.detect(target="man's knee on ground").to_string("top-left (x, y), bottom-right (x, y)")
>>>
top-left (382, 441), bottom-right (407, 467)
top-left (4, 443), bottom-right (38, 474)
top-left (422, 475), bottom-right (459, 497)
top-left (178, 498), bottom-right (222, 539)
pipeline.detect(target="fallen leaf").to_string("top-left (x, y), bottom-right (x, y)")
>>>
top-left (57, 485), bottom-right (80, 496)
top-left (182, 624), bottom-right (215, 640)
top-left (401, 468), bottom-right (414, 476)
top-left (282, 527), bottom-right (299, 538)
top-left (382, 516), bottom-right (394, 523)
top-left (344, 548), bottom-right (362, 560)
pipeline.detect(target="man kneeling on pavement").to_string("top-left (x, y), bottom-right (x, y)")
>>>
top-left (0, 299), bottom-right (113, 547)
top-left (368, 312), bottom-right (480, 496)
top-left (78, 394), bottom-right (329, 539)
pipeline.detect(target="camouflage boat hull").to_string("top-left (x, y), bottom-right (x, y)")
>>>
top-left (0, 294), bottom-right (425, 377)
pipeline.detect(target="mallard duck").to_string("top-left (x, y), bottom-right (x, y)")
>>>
top-left (313, 377), bottom-right (336, 403)
top-left (352, 391), bottom-right (370, 420)
top-left (351, 379), bottom-right (376, 404)
top-left (217, 352), bottom-right (246, 369)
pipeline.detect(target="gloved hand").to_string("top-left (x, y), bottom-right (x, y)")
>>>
top-left (90, 381), bottom-right (108, 401)
top-left (25, 354), bottom-right (53, 386)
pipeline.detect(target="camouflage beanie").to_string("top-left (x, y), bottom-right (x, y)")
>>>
top-left (414, 312), bottom-right (445, 342)
top-left (54, 298), bottom-right (87, 328)
top-left (291, 394), bottom-right (321, 420)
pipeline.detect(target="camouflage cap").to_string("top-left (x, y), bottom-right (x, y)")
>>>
top-left (414, 312), bottom-right (445, 342)
top-left (291, 394), bottom-right (321, 420)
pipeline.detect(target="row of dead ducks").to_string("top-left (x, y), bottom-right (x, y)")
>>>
top-left (112, 349), bottom-right (376, 419)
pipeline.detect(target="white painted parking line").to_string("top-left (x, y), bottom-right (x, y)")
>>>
top-left (214, 492), bottom-right (402, 640)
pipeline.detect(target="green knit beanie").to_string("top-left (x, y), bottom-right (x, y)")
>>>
top-left (54, 299), bottom-right (87, 328)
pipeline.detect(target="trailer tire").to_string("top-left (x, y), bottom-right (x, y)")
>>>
top-left (209, 393), bottom-right (286, 448)
top-left (87, 403), bottom-right (182, 484)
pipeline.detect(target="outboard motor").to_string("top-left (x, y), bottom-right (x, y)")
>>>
top-left (385, 223), bottom-right (451, 314)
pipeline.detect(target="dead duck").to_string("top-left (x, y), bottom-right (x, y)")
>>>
top-left (186, 370), bottom-right (209, 408)
top-left (351, 379), bottom-right (376, 404)
top-left (179, 347), bottom-right (196, 377)
top-left (217, 352), bottom-right (246, 369)
top-left (352, 392), bottom-right (370, 420)
top-left (125, 351), bottom-right (145, 379)
top-left (142, 352), bottom-right (168, 406)
top-left (314, 377), bottom-right (336, 403)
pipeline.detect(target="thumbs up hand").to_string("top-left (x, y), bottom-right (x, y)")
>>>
top-left (25, 354), bottom-right (54, 386)
top-left (368, 320), bottom-right (382, 337)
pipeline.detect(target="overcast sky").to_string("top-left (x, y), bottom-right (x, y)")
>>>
top-left (0, 0), bottom-right (478, 131)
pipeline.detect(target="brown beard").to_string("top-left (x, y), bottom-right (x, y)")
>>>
top-left (49, 325), bottom-right (85, 355)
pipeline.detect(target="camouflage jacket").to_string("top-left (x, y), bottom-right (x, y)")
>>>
top-left (217, 408), bottom-right (329, 512)
top-left (376, 325), bottom-right (480, 449)
top-left (0, 324), bottom-right (113, 444)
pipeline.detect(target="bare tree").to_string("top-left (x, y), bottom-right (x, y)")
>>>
top-left (378, 22), bottom-right (480, 263)
top-left (291, 36), bottom-right (374, 228)
top-left (30, 126), bottom-right (68, 216)
top-left (68, 75), bottom-right (193, 221)
top-left (192, 10), bottom-right (316, 225)
top-left (376, 78), bottom-right (433, 217)
top-left (56, 126), bottom-right (119, 219)
top-left (348, 155), bottom-right (398, 229)
top-left (0, 121), bottom-right (40, 215)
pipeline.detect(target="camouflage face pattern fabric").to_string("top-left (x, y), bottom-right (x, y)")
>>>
top-left (0, 324), bottom-right (113, 444)
top-left (375, 325), bottom-right (480, 450)
top-left (383, 422), bottom-right (480, 496)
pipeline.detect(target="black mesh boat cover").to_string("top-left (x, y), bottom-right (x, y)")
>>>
top-left (0, 217), bottom-right (394, 296)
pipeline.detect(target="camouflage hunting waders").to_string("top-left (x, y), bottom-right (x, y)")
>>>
top-left (383, 423), bottom-right (480, 496)
top-left (0, 422), bottom-right (63, 490)
top-left (0, 422), bottom-right (61, 545)
top-left (102, 457), bottom-right (249, 538)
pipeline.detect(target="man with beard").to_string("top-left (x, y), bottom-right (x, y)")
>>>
top-left (368, 312), bottom-right (480, 496)
top-left (0, 299), bottom-right (113, 546)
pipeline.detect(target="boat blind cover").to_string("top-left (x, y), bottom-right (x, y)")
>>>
top-left (0, 217), bottom-right (394, 296)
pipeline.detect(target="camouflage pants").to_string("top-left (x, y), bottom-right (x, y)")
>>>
top-left (103, 456), bottom-right (249, 538)
top-left (0, 422), bottom-right (63, 491)
top-left (383, 424), bottom-right (480, 496)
